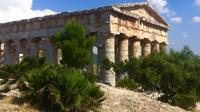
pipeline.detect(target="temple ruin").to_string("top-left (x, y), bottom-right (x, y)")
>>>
top-left (0, 2), bottom-right (169, 86)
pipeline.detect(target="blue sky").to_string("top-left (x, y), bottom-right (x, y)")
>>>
top-left (1, 0), bottom-right (200, 54)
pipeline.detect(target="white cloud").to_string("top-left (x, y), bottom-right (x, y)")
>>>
top-left (195, 0), bottom-right (200, 7)
top-left (192, 16), bottom-right (200, 23)
top-left (0, 0), bottom-right (56, 23)
top-left (147, 0), bottom-right (174, 16)
top-left (148, 0), bottom-right (183, 25)
top-left (170, 17), bottom-right (182, 23)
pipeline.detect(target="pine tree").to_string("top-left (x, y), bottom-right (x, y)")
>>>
top-left (54, 18), bottom-right (95, 68)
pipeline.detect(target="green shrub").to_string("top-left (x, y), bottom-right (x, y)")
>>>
top-left (53, 18), bottom-right (95, 68)
top-left (171, 93), bottom-right (198, 110)
top-left (116, 78), bottom-right (139, 90)
top-left (0, 56), bottom-right (46, 84)
top-left (112, 46), bottom-right (200, 110)
top-left (23, 65), bottom-right (105, 112)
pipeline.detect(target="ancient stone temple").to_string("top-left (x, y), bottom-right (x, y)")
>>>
top-left (0, 2), bottom-right (169, 86)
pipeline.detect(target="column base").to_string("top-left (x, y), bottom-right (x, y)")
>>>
top-left (104, 68), bottom-right (116, 86)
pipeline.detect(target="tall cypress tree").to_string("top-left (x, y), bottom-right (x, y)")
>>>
top-left (54, 18), bottom-right (95, 68)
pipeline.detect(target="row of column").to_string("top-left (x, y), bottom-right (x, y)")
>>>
top-left (98, 34), bottom-right (167, 86)
top-left (0, 37), bottom-right (59, 65)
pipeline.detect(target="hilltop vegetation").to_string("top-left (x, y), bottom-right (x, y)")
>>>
top-left (109, 46), bottom-right (200, 110)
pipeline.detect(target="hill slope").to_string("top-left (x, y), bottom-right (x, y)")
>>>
top-left (0, 83), bottom-right (188, 112)
top-left (99, 83), bottom-right (187, 112)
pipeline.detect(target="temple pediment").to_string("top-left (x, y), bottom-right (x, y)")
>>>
top-left (113, 2), bottom-right (169, 26)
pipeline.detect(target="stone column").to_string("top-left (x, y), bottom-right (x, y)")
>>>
top-left (131, 38), bottom-right (141, 58)
top-left (0, 42), bottom-right (3, 65)
top-left (97, 46), bottom-right (104, 81)
top-left (45, 37), bottom-right (57, 63)
top-left (28, 38), bottom-right (40, 57)
top-left (151, 41), bottom-right (160, 53)
top-left (104, 34), bottom-right (116, 86)
top-left (118, 35), bottom-right (129, 80)
top-left (56, 48), bottom-right (62, 64)
top-left (3, 41), bottom-right (13, 64)
top-left (142, 39), bottom-right (151, 57)
top-left (13, 40), bottom-right (21, 63)
top-left (119, 35), bottom-right (129, 62)
top-left (160, 43), bottom-right (167, 51)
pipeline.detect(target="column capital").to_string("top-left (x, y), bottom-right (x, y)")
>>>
top-left (141, 38), bottom-right (151, 45)
top-left (160, 42), bottom-right (167, 45)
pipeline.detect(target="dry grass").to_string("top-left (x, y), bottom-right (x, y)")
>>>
top-left (0, 96), bottom-right (38, 112)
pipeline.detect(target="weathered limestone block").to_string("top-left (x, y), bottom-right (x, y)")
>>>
top-left (104, 34), bottom-right (116, 86)
top-left (131, 39), bottom-right (141, 58)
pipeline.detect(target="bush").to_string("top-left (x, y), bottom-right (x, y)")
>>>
top-left (23, 65), bottom-right (105, 112)
top-left (53, 18), bottom-right (95, 68)
top-left (0, 56), bottom-right (45, 84)
top-left (112, 46), bottom-right (200, 110)
top-left (0, 56), bottom-right (46, 95)
top-left (116, 78), bottom-right (139, 90)
top-left (171, 93), bottom-right (198, 110)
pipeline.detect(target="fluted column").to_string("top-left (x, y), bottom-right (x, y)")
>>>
top-left (104, 34), bottom-right (116, 86)
top-left (142, 39), bottom-right (151, 57)
top-left (151, 41), bottom-right (160, 53)
top-left (119, 35), bottom-right (129, 62)
top-left (131, 38), bottom-right (141, 58)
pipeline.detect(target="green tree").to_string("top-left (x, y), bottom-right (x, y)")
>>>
top-left (54, 19), bottom-right (95, 68)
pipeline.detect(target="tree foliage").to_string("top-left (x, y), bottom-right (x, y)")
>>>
top-left (111, 46), bottom-right (200, 110)
top-left (23, 65), bottom-right (105, 112)
top-left (54, 18), bottom-right (95, 68)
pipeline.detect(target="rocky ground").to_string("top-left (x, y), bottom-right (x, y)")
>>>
top-left (99, 83), bottom-right (188, 112)
top-left (0, 83), bottom-right (193, 112)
